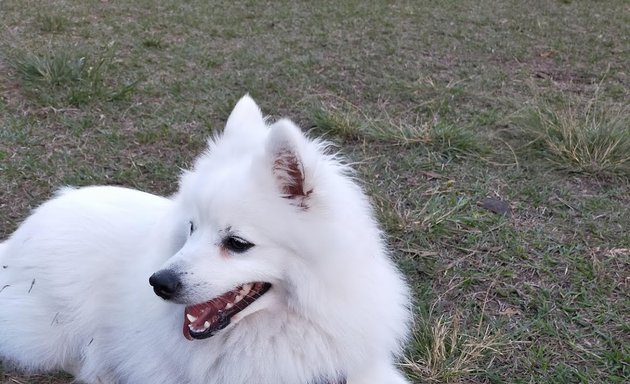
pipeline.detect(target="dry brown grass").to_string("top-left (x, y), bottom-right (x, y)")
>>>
top-left (523, 90), bottom-right (630, 176)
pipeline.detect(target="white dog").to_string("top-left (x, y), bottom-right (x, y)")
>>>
top-left (0, 96), bottom-right (411, 383)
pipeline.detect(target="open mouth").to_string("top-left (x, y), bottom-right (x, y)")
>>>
top-left (183, 282), bottom-right (271, 340)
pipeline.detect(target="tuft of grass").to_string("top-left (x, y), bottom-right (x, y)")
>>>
top-left (311, 105), bottom-right (486, 156)
top-left (523, 95), bottom-right (630, 176)
top-left (15, 52), bottom-right (85, 85)
top-left (142, 36), bottom-right (165, 49)
top-left (36, 14), bottom-right (69, 33)
top-left (311, 108), bottom-right (362, 141)
top-left (1, 369), bottom-right (75, 384)
top-left (311, 106), bottom-right (430, 145)
top-left (11, 46), bottom-right (137, 106)
top-left (424, 121), bottom-right (486, 157)
top-left (403, 312), bottom-right (503, 383)
top-left (311, 102), bottom-right (431, 145)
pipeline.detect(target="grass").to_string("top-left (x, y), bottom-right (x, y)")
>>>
top-left (311, 101), bottom-right (486, 156)
top-left (402, 309), bottom-right (504, 383)
top-left (36, 14), bottom-right (69, 33)
top-left (1, 0), bottom-right (629, 383)
top-left (11, 46), bottom-right (137, 106)
top-left (522, 92), bottom-right (630, 176)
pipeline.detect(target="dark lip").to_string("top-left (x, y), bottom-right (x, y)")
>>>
top-left (188, 282), bottom-right (272, 340)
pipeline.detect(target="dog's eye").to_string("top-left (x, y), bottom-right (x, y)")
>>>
top-left (189, 221), bottom-right (195, 235)
top-left (222, 236), bottom-right (254, 253)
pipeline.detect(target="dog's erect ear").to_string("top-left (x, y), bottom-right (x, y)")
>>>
top-left (266, 119), bottom-right (313, 208)
top-left (224, 94), bottom-right (265, 137)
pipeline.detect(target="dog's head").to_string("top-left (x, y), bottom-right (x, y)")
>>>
top-left (150, 96), bottom-right (408, 350)
top-left (149, 95), bottom-right (343, 340)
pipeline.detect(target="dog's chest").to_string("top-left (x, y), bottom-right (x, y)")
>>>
top-left (185, 318), bottom-right (345, 384)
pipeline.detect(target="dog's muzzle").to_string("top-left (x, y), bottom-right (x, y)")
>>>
top-left (149, 270), bottom-right (182, 300)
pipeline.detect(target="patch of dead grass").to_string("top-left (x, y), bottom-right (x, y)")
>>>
top-left (402, 310), bottom-right (505, 383)
top-left (521, 87), bottom-right (630, 176)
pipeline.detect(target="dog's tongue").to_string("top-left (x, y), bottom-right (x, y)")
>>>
top-left (182, 301), bottom-right (223, 340)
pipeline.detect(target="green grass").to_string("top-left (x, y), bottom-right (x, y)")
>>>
top-left (521, 92), bottom-right (630, 176)
top-left (35, 14), bottom-right (69, 33)
top-left (311, 99), bottom-right (487, 156)
top-left (11, 46), bottom-right (138, 106)
top-left (1, 0), bottom-right (629, 383)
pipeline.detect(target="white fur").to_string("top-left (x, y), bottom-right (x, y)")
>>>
top-left (0, 95), bottom-right (411, 384)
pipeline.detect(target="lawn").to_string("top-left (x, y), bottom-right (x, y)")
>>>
top-left (1, 0), bottom-right (629, 383)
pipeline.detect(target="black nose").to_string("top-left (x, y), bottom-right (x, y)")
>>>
top-left (149, 270), bottom-right (182, 300)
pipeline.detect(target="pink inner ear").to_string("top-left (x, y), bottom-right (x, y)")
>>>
top-left (273, 149), bottom-right (312, 205)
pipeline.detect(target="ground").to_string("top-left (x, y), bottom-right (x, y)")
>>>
top-left (1, 1), bottom-right (629, 383)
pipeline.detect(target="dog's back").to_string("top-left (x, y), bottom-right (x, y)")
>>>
top-left (0, 186), bottom-right (171, 376)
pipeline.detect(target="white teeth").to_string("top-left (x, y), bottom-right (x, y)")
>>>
top-left (187, 314), bottom-right (197, 323)
top-left (241, 283), bottom-right (253, 296)
top-left (235, 294), bottom-right (244, 302)
top-left (188, 320), bottom-right (212, 333)
top-left (225, 303), bottom-right (233, 309)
